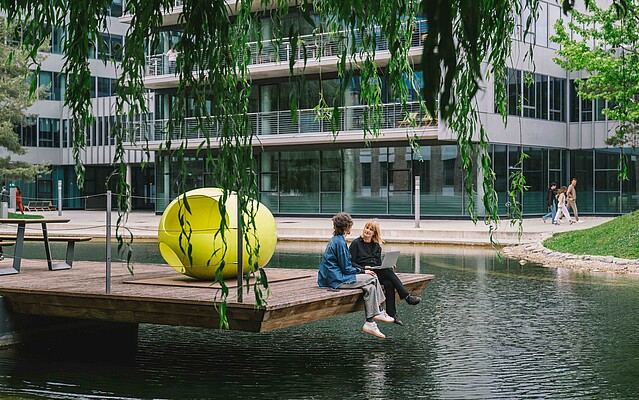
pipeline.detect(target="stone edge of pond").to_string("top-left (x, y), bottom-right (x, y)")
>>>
top-left (503, 233), bottom-right (639, 274)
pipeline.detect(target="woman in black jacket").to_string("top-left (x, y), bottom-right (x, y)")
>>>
top-left (349, 220), bottom-right (421, 326)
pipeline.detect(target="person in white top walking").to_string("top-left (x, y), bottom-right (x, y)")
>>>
top-left (554, 186), bottom-right (574, 225)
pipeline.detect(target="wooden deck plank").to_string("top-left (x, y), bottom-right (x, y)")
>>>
top-left (0, 259), bottom-right (434, 332)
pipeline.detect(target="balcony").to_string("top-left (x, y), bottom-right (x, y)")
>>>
top-left (125, 101), bottom-right (437, 148)
top-left (144, 20), bottom-right (427, 79)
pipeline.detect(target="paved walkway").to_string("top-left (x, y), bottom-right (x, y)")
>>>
top-left (0, 210), bottom-right (613, 246)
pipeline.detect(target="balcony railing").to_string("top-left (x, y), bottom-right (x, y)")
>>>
top-left (125, 101), bottom-right (436, 143)
top-left (145, 20), bottom-right (428, 76)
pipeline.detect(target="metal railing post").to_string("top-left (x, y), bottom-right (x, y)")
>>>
top-left (106, 191), bottom-right (112, 294)
top-left (237, 194), bottom-right (243, 303)
top-left (57, 180), bottom-right (62, 216)
top-left (414, 175), bottom-right (421, 228)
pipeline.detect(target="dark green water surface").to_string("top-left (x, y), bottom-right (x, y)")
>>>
top-left (2, 241), bottom-right (639, 399)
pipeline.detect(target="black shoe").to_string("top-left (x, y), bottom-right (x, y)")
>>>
top-left (393, 316), bottom-right (404, 326)
top-left (405, 294), bottom-right (421, 305)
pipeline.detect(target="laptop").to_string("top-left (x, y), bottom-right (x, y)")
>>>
top-left (367, 251), bottom-right (400, 270)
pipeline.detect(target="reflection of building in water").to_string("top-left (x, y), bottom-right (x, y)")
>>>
top-left (363, 352), bottom-right (388, 399)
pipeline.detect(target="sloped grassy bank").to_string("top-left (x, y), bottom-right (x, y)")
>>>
top-left (543, 210), bottom-right (639, 260)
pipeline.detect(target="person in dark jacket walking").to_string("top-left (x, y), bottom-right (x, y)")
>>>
top-left (542, 182), bottom-right (557, 224)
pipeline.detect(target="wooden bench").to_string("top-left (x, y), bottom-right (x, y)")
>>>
top-left (0, 235), bottom-right (91, 269)
top-left (24, 201), bottom-right (56, 211)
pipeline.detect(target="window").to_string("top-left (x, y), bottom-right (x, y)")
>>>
top-left (89, 76), bottom-right (97, 98)
top-left (39, 118), bottom-right (60, 148)
top-left (535, 2), bottom-right (548, 47)
top-left (38, 71), bottom-right (53, 100)
top-left (52, 26), bottom-right (65, 54)
top-left (98, 33), bottom-right (110, 60)
top-left (111, 34), bottom-right (123, 61)
top-left (98, 77), bottom-right (111, 97)
top-left (522, 7), bottom-right (535, 44)
top-left (549, 76), bottom-right (565, 121)
top-left (110, 0), bottom-right (123, 17)
top-left (581, 96), bottom-right (593, 122)
top-left (596, 98), bottom-right (606, 121)
top-left (522, 72), bottom-right (536, 118)
top-left (497, 69), bottom-right (565, 122)
top-left (62, 119), bottom-right (71, 148)
top-left (508, 69), bottom-right (521, 116)
top-left (54, 73), bottom-right (65, 101)
top-left (569, 79), bottom-right (579, 122)
top-left (548, 4), bottom-right (561, 50)
top-left (18, 118), bottom-right (37, 147)
top-left (536, 74), bottom-right (548, 119)
top-left (97, 33), bottom-right (123, 61)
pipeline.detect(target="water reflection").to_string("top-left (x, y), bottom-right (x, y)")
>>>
top-left (2, 242), bottom-right (639, 398)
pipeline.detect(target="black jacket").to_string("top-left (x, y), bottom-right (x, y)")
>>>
top-left (348, 236), bottom-right (382, 268)
top-left (546, 187), bottom-right (557, 207)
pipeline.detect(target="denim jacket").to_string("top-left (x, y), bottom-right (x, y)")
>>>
top-left (318, 234), bottom-right (362, 289)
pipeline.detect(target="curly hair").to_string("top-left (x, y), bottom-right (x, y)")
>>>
top-left (332, 212), bottom-right (353, 235)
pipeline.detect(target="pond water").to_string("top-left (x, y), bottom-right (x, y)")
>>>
top-left (2, 241), bottom-right (639, 399)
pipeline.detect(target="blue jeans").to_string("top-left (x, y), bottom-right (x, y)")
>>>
top-left (543, 202), bottom-right (556, 223)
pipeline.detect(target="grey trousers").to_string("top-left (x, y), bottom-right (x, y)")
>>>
top-left (337, 274), bottom-right (386, 319)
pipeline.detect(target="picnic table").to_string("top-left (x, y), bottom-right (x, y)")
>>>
top-left (0, 218), bottom-right (91, 276)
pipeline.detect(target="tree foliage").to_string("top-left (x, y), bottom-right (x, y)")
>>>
top-left (0, 17), bottom-right (50, 180)
top-left (552, 1), bottom-right (639, 148)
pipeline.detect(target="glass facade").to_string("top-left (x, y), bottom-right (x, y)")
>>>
top-left (153, 145), bottom-right (638, 216)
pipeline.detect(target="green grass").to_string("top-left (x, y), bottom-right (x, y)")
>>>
top-left (7, 212), bottom-right (43, 219)
top-left (543, 210), bottom-right (639, 259)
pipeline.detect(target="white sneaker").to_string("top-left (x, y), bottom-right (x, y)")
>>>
top-left (362, 321), bottom-right (385, 338)
top-left (373, 310), bottom-right (395, 323)
top-left (576, 220), bottom-right (584, 223)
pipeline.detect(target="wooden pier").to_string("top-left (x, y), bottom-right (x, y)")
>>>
top-left (0, 260), bottom-right (433, 332)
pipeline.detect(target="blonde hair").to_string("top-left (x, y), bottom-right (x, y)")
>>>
top-left (363, 219), bottom-right (384, 244)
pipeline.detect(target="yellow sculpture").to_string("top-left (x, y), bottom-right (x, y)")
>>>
top-left (158, 188), bottom-right (277, 280)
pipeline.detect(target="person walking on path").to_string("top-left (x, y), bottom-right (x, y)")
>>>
top-left (554, 186), bottom-right (573, 225)
top-left (349, 220), bottom-right (421, 326)
top-left (15, 187), bottom-right (24, 215)
top-left (318, 212), bottom-right (395, 339)
top-left (542, 182), bottom-right (557, 224)
top-left (566, 177), bottom-right (582, 223)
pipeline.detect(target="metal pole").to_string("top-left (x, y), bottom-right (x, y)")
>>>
top-left (414, 175), bottom-right (421, 228)
top-left (106, 190), bottom-right (112, 294)
top-left (57, 180), bottom-right (62, 216)
top-left (236, 193), bottom-right (243, 303)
